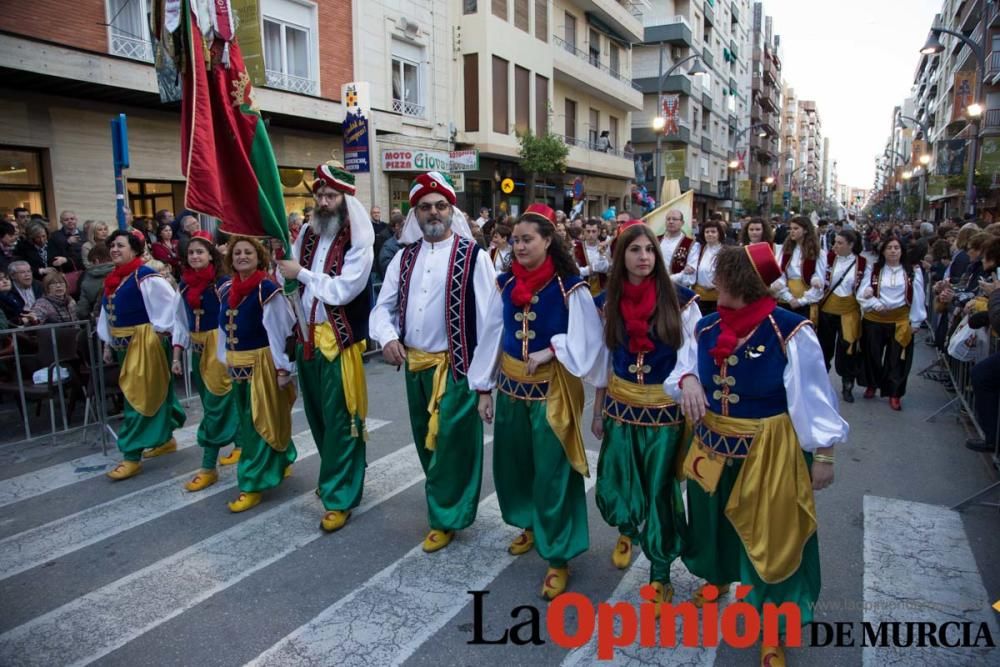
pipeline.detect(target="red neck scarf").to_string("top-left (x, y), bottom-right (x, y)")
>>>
top-left (228, 270), bottom-right (266, 308)
top-left (619, 277), bottom-right (657, 353)
top-left (182, 266), bottom-right (216, 311)
top-left (511, 255), bottom-right (556, 307)
top-left (710, 296), bottom-right (777, 365)
top-left (104, 257), bottom-right (144, 297)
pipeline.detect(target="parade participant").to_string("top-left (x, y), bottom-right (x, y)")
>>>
top-left (489, 223), bottom-right (513, 273)
top-left (99, 229), bottom-right (186, 480)
top-left (739, 216), bottom-right (779, 255)
top-left (658, 208), bottom-right (695, 284)
top-left (171, 232), bottom-right (238, 491)
top-left (217, 236), bottom-right (297, 512)
top-left (682, 218), bottom-right (725, 315)
top-left (818, 229), bottom-right (866, 403)
top-left (276, 163), bottom-right (374, 533)
top-left (775, 215), bottom-right (827, 321)
top-left (590, 221), bottom-right (702, 614)
top-left (574, 218), bottom-right (610, 296)
top-left (675, 244), bottom-right (847, 666)
top-left (370, 171), bottom-right (496, 552)
top-left (469, 203), bottom-right (602, 600)
top-left (857, 236), bottom-right (927, 411)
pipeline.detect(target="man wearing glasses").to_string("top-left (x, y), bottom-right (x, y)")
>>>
top-left (370, 171), bottom-right (496, 553)
top-left (659, 209), bottom-right (695, 284)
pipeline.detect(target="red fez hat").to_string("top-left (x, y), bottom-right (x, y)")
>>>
top-left (191, 230), bottom-right (213, 242)
top-left (521, 203), bottom-right (556, 225)
top-left (745, 242), bottom-right (782, 287)
top-left (408, 172), bottom-right (457, 207)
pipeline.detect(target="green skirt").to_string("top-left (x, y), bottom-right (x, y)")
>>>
top-left (231, 380), bottom-right (297, 493)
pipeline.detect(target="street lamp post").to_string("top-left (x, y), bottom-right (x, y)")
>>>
top-left (921, 1), bottom-right (986, 216)
top-left (653, 44), bottom-right (707, 202)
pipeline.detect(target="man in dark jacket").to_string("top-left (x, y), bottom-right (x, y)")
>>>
top-left (5, 260), bottom-right (42, 319)
top-left (76, 244), bottom-right (114, 320)
top-left (376, 212), bottom-right (405, 280)
top-left (48, 210), bottom-right (83, 268)
top-left (966, 240), bottom-right (1000, 452)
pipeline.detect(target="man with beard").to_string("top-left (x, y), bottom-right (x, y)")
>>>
top-left (277, 163), bottom-right (374, 533)
top-left (370, 172), bottom-right (496, 552)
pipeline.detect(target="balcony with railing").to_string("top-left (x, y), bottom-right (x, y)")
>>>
top-left (391, 98), bottom-right (426, 119)
top-left (110, 33), bottom-right (153, 63)
top-left (982, 108), bottom-right (1000, 131)
top-left (553, 35), bottom-right (642, 110)
top-left (552, 132), bottom-right (633, 178)
top-left (643, 15), bottom-right (693, 47)
top-left (265, 70), bottom-right (319, 96)
top-left (989, 51), bottom-right (1000, 83)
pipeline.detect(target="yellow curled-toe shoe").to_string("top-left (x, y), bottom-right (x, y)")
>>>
top-left (612, 534), bottom-right (633, 569)
top-left (508, 530), bottom-right (535, 555)
top-left (106, 460), bottom-right (142, 481)
top-left (422, 529), bottom-right (455, 553)
top-left (184, 469), bottom-right (219, 492)
top-left (691, 582), bottom-right (731, 608)
top-left (541, 567), bottom-right (569, 600)
top-left (142, 438), bottom-right (178, 459)
top-left (283, 465), bottom-right (293, 478)
top-left (218, 448), bottom-right (241, 466)
top-left (649, 581), bottom-right (675, 619)
top-left (228, 491), bottom-right (262, 513)
top-left (760, 644), bottom-right (786, 667)
top-left (321, 510), bottom-right (351, 533)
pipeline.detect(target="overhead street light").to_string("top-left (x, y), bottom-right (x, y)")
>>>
top-left (652, 47), bottom-right (708, 198)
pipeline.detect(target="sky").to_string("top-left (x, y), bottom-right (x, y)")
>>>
top-left (760, 0), bottom-right (942, 189)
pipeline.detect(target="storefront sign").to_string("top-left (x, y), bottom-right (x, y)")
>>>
top-left (381, 149), bottom-right (481, 172)
top-left (343, 82), bottom-right (371, 173)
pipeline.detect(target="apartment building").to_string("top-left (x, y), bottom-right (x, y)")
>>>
top-left (746, 1), bottom-right (782, 211)
top-left (631, 0), bottom-right (753, 221)
top-left (453, 0), bottom-right (643, 217)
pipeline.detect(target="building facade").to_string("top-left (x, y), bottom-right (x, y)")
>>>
top-left (746, 1), bottom-right (782, 212)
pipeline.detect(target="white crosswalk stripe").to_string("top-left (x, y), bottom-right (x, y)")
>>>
top-left (0, 419), bottom-right (389, 581)
top-left (0, 406), bottom-right (304, 509)
top-left (249, 449), bottom-right (598, 667)
top-left (0, 433), bottom-right (428, 667)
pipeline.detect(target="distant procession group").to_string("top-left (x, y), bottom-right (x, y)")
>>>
top-left (103, 165), bottom-right (870, 666)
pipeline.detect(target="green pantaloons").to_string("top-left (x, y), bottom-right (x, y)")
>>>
top-left (231, 380), bottom-right (297, 493)
top-left (190, 349), bottom-right (240, 469)
top-left (493, 393), bottom-right (588, 567)
top-left (296, 346), bottom-right (366, 511)
top-left (683, 451), bottom-right (820, 631)
top-left (596, 419), bottom-right (686, 584)
top-left (404, 366), bottom-right (483, 531)
top-left (115, 341), bottom-right (185, 462)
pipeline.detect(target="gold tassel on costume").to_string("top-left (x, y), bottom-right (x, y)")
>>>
top-left (312, 323), bottom-right (369, 440)
top-left (407, 349), bottom-right (450, 451)
top-left (112, 324), bottom-right (170, 417)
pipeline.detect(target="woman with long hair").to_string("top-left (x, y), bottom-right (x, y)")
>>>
top-left (857, 235), bottom-right (926, 411)
top-left (775, 215), bottom-right (827, 320)
top-left (682, 218), bottom-right (725, 315)
top-left (590, 222), bottom-right (703, 612)
top-left (677, 244), bottom-right (847, 666)
top-left (99, 229), bottom-right (186, 480)
top-left (739, 217), bottom-right (778, 254)
top-left (468, 203), bottom-right (602, 600)
top-left (818, 229), bottom-right (866, 403)
top-left (171, 232), bottom-right (240, 491)
top-left (216, 236), bottom-right (297, 512)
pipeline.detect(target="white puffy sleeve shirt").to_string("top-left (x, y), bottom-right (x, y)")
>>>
top-left (856, 265), bottom-right (926, 325)
top-left (98, 273), bottom-right (178, 344)
top-left (292, 222), bottom-right (373, 320)
top-left (784, 325), bottom-right (850, 450)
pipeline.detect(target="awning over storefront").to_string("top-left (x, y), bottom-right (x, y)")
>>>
top-left (926, 192), bottom-right (961, 202)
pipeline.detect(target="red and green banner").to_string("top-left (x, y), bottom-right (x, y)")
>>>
top-left (179, 0), bottom-right (288, 251)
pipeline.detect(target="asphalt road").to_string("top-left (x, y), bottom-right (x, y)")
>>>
top-left (0, 341), bottom-right (997, 666)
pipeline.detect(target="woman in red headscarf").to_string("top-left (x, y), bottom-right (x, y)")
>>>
top-left (589, 221), bottom-right (704, 614)
top-left (468, 203), bottom-right (603, 600)
top-left (675, 243), bottom-right (848, 667)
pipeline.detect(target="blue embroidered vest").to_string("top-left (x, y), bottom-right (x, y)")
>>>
top-left (297, 223), bottom-right (370, 347)
top-left (695, 307), bottom-right (808, 418)
top-left (609, 285), bottom-right (697, 384)
top-left (397, 236), bottom-right (481, 380)
top-left (498, 273), bottom-right (587, 360)
top-left (179, 276), bottom-right (228, 333)
top-left (102, 265), bottom-right (157, 328)
top-left (219, 280), bottom-right (281, 352)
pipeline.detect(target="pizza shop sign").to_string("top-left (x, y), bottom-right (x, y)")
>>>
top-left (382, 149), bottom-right (479, 172)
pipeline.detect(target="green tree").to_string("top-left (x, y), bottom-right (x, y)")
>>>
top-left (517, 130), bottom-right (569, 202)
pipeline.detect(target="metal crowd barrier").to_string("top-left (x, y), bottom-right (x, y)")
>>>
top-left (0, 319), bottom-right (112, 452)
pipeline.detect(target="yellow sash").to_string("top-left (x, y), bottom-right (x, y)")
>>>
top-left (112, 324), bottom-right (168, 417)
top-left (864, 306), bottom-right (913, 354)
top-left (190, 330), bottom-right (231, 397)
top-left (501, 354), bottom-right (589, 477)
top-left (608, 374), bottom-right (673, 407)
top-left (694, 285), bottom-right (718, 302)
top-left (226, 348), bottom-right (296, 452)
top-left (407, 349), bottom-right (450, 451)
top-left (683, 411), bottom-right (817, 584)
top-left (314, 322), bottom-right (369, 439)
top-left (785, 278), bottom-right (819, 324)
top-left (820, 294), bottom-right (861, 352)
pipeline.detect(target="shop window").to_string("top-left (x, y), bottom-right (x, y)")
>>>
top-left (0, 147), bottom-right (47, 219)
top-left (277, 167), bottom-right (314, 216)
top-left (127, 180), bottom-right (185, 220)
